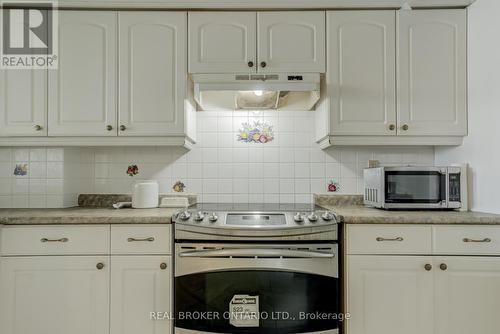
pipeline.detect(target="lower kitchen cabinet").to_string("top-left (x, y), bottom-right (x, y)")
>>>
top-left (0, 256), bottom-right (110, 334)
top-left (110, 256), bottom-right (173, 334)
top-left (0, 224), bottom-right (174, 334)
top-left (434, 257), bottom-right (500, 334)
top-left (346, 224), bottom-right (500, 334)
top-left (347, 256), bottom-right (434, 334)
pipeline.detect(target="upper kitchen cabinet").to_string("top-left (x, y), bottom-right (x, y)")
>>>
top-left (48, 11), bottom-right (118, 137)
top-left (325, 11), bottom-right (396, 136)
top-left (0, 69), bottom-right (47, 137)
top-left (1, 10), bottom-right (196, 147)
top-left (316, 9), bottom-right (467, 148)
top-left (119, 12), bottom-right (187, 136)
top-left (188, 12), bottom-right (257, 73)
top-left (0, 9), bottom-right (48, 137)
top-left (188, 11), bottom-right (325, 73)
top-left (398, 9), bottom-right (467, 137)
top-left (257, 12), bottom-right (325, 73)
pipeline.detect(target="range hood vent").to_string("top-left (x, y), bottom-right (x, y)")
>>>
top-left (192, 73), bottom-right (320, 111)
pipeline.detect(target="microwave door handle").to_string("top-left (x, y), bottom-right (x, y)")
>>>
top-left (178, 249), bottom-right (335, 258)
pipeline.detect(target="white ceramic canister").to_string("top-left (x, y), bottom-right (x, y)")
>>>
top-left (132, 180), bottom-right (159, 209)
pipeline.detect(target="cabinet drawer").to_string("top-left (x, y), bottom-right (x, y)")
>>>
top-left (111, 225), bottom-right (171, 255)
top-left (433, 226), bottom-right (500, 255)
top-left (0, 225), bottom-right (110, 256)
top-left (347, 225), bottom-right (432, 255)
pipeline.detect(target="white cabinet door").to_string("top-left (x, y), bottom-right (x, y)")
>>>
top-left (434, 257), bottom-right (500, 334)
top-left (398, 10), bottom-right (467, 136)
top-left (110, 256), bottom-right (172, 334)
top-left (347, 255), bottom-right (434, 334)
top-left (119, 12), bottom-right (186, 136)
top-left (0, 69), bottom-right (47, 136)
top-left (48, 11), bottom-right (117, 136)
top-left (188, 12), bottom-right (257, 73)
top-left (258, 11), bottom-right (325, 73)
top-left (0, 256), bottom-right (109, 334)
top-left (327, 11), bottom-right (396, 136)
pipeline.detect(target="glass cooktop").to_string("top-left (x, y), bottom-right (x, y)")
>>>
top-left (187, 203), bottom-right (322, 212)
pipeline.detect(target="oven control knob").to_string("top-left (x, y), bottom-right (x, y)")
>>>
top-left (208, 213), bottom-right (218, 222)
top-left (194, 211), bottom-right (205, 222)
top-left (294, 213), bottom-right (305, 223)
top-left (308, 212), bottom-right (319, 222)
top-left (178, 210), bottom-right (191, 221)
top-left (321, 211), bottom-right (335, 221)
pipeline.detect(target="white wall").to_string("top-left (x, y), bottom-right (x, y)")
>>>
top-left (435, 0), bottom-right (500, 214)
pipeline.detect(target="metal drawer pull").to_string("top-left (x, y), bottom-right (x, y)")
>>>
top-left (462, 238), bottom-right (491, 243)
top-left (179, 249), bottom-right (335, 259)
top-left (424, 264), bottom-right (432, 271)
top-left (376, 237), bottom-right (404, 242)
top-left (96, 263), bottom-right (105, 270)
top-left (160, 263), bottom-right (167, 270)
top-left (127, 237), bottom-right (155, 242)
top-left (41, 238), bottom-right (69, 243)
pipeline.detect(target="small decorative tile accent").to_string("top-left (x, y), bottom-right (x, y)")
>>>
top-left (237, 121), bottom-right (274, 144)
top-left (173, 181), bottom-right (186, 193)
top-left (328, 180), bottom-right (340, 192)
top-left (126, 165), bottom-right (139, 177)
top-left (13, 164), bottom-right (28, 176)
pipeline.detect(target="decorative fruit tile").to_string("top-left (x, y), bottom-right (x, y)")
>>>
top-left (13, 164), bottom-right (28, 176)
top-left (327, 179), bottom-right (340, 192)
top-left (126, 165), bottom-right (139, 177)
top-left (173, 181), bottom-right (186, 192)
top-left (237, 121), bottom-right (274, 144)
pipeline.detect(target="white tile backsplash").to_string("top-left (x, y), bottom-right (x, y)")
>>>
top-left (0, 148), bottom-right (92, 208)
top-left (0, 111), bottom-right (435, 207)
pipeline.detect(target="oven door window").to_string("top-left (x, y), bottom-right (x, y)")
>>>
top-left (385, 171), bottom-right (446, 203)
top-left (175, 270), bottom-right (339, 333)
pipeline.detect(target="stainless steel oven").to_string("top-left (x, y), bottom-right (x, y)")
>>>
top-left (173, 204), bottom-right (340, 334)
top-left (364, 166), bottom-right (467, 210)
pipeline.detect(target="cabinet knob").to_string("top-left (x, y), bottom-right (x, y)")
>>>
top-left (120, 125), bottom-right (126, 131)
top-left (96, 262), bottom-right (105, 270)
top-left (247, 61), bottom-right (254, 68)
top-left (160, 263), bottom-right (167, 270)
top-left (401, 124), bottom-right (409, 131)
top-left (260, 61), bottom-right (267, 68)
top-left (389, 124), bottom-right (396, 131)
top-left (106, 125), bottom-right (113, 131)
top-left (440, 263), bottom-right (447, 271)
top-left (424, 264), bottom-right (432, 271)
top-left (34, 124), bottom-right (43, 131)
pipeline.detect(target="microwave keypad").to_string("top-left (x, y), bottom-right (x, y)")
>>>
top-left (449, 173), bottom-right (461, 202)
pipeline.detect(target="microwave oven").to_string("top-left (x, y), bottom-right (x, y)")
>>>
top-left (364, 166), bottom-right (467, 210)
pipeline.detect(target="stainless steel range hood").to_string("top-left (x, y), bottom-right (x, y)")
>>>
top-left (192, 73), bottom-right (320, 111)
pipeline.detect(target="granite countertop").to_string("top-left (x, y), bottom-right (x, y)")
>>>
top-left (314, 195), bottom-right (500, 225)
top-left (0, 207), bottom-right (179, 225)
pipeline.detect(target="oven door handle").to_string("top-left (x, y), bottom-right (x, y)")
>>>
top-left (178, 248), bottom-right (335, 258)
